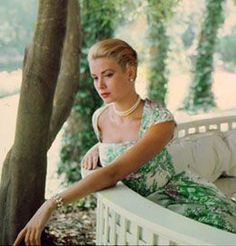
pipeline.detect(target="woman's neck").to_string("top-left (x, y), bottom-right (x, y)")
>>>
top-left (112, 94), bottom-right (143, 119)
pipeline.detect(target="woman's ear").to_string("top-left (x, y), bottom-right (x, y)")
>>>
top-left (126, 65), bottom-right (136, 82)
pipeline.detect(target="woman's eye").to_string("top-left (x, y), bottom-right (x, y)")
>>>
top-left (106, 73), bottom-right (113, 78)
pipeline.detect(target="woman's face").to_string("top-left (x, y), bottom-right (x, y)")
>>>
top-left (89, 57), bottom-right (135, 104)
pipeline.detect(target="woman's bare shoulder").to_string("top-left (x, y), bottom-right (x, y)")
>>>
top-left (97, 104), bottom-right (112, 131)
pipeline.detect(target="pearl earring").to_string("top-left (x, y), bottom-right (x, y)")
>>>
top-left (129, 78), bottom-right (134, 82)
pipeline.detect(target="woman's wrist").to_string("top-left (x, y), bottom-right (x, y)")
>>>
top-left (47, 196), bottom-right (58, 212)
top-left (47, 194), bottom-right (66, 213)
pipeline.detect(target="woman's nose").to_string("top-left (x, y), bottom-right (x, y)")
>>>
top-left (97, 78), bottom-right (106, 89)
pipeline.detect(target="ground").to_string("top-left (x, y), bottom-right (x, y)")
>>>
top-left (46, 206), bottom-right (96, 245)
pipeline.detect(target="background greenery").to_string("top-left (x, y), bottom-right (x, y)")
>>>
top-left (1, 0), bottom-right (236, 207)
top-left (183, 0), bottom-right (225, 113)
top-left (146, 0), bottom-right (178, 105)
top-left (0, 0), bottom-right (37, 71)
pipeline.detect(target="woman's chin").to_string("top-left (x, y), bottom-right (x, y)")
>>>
top-left (102, 97), bottom-right (113, 104)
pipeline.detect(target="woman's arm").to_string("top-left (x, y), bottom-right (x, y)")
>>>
top-left (108, 120), bottom-right (175, 182)
top-left (14, 120), bottom-right (175, 246)
top-left (60, 120), bottom-right (175, 203)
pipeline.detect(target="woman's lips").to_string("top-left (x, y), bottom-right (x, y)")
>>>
top-left (101, 92), bottom-right (111, 98)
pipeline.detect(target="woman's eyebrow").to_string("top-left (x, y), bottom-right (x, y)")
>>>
top-left (102, 69), bottom-right (114, 73)
top-left (91, 69), bottom-right (115, 76)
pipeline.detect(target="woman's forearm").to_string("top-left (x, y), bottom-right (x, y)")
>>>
top-left (50, 165), bottom-right (116, 208)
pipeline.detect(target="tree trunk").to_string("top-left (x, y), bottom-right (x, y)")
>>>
top-left (183, 0), bottom-right (225, 112)
top-left (0, 0), bottom-right (74, 244)
top-left (146, 0), bottom-right (177, 105)
top-left (48, 0), bottom-right (81, 148)
top-left (147, 19), bottom-right (169, 105)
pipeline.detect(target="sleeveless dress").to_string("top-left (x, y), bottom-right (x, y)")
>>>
top-left (92, 99), bottom-right (236, 233)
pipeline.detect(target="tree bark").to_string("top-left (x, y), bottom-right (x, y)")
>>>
top-left (48, 0), bottom-right (81, 148)
top-left (0, 0), bottom-right (68, 244)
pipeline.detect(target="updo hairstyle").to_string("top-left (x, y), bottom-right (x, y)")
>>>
top-left (88, 38), bottom-right (138, 79)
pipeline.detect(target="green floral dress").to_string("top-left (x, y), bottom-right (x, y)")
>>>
top-left (92, 99), bottom-right (236, 233)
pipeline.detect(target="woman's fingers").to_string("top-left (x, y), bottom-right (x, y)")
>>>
top-left (82, 145), bottom-right (99, 170)
top-left (87, 156), bottom-right (93, 169)
top-left (24, 228), bottom-right (31, 245)
top-left (26, 228), bottom-right (41, 246)
top-left (82, 155), bottom-right (97, 170)
top-left (92, 155), bottom-right (98, 169)
top-left (82, 157), bottom-right (88, 169)
top-left (35, 230), bottom-right (41, 246)
top-left (13, 201), bottom-right (52, 246)
top-left (13, 227), bottom-right (41, 246)
top-left (13, 228), bottom-right (26, 246)
top-left (29, 229), bottom-right (38, 246)
top-left (82, 155), bottom-right (90, 168)
top-left (88, 154), bottom-right (97, 169)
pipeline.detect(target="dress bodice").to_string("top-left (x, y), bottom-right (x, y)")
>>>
top-left (92, 99), bottom-right (176, 196)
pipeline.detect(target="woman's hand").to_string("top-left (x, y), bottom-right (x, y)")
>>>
top-left (81, 143), bottom-right (99, 170)
top-left (13, 199), bottom-right (55, 246)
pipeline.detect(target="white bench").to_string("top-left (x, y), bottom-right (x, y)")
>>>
top-left (82, 115), bottom-right (236, 245)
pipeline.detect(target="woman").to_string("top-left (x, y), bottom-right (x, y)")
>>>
top-left (14, 39), bottom-right (236, 245)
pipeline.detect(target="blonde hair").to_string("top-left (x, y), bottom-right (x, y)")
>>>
top-left (88, 38), bottom-right (138, 77)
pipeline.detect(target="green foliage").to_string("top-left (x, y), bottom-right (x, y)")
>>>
top-left (216, 26), bottom-right (236, 72)
top-left (183, 0), bottom-right (225, 113)
top-left (146, 0), bottom-right (178, 20)
top-left (0, 0), bottom-right (37, 71)
top-left (146, 0), bottom-right (178, 104)
top-left (115, 0), bottom-right (144, 23)
top-left (58, 0), bottom-right (118, 186)
top-left (63, 194), bottom-right (97, 212)
top-left (182, 25), bottom-right (195, 49)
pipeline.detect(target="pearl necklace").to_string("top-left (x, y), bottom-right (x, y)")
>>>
top-left (113, 96), bottom-right (141, 117)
